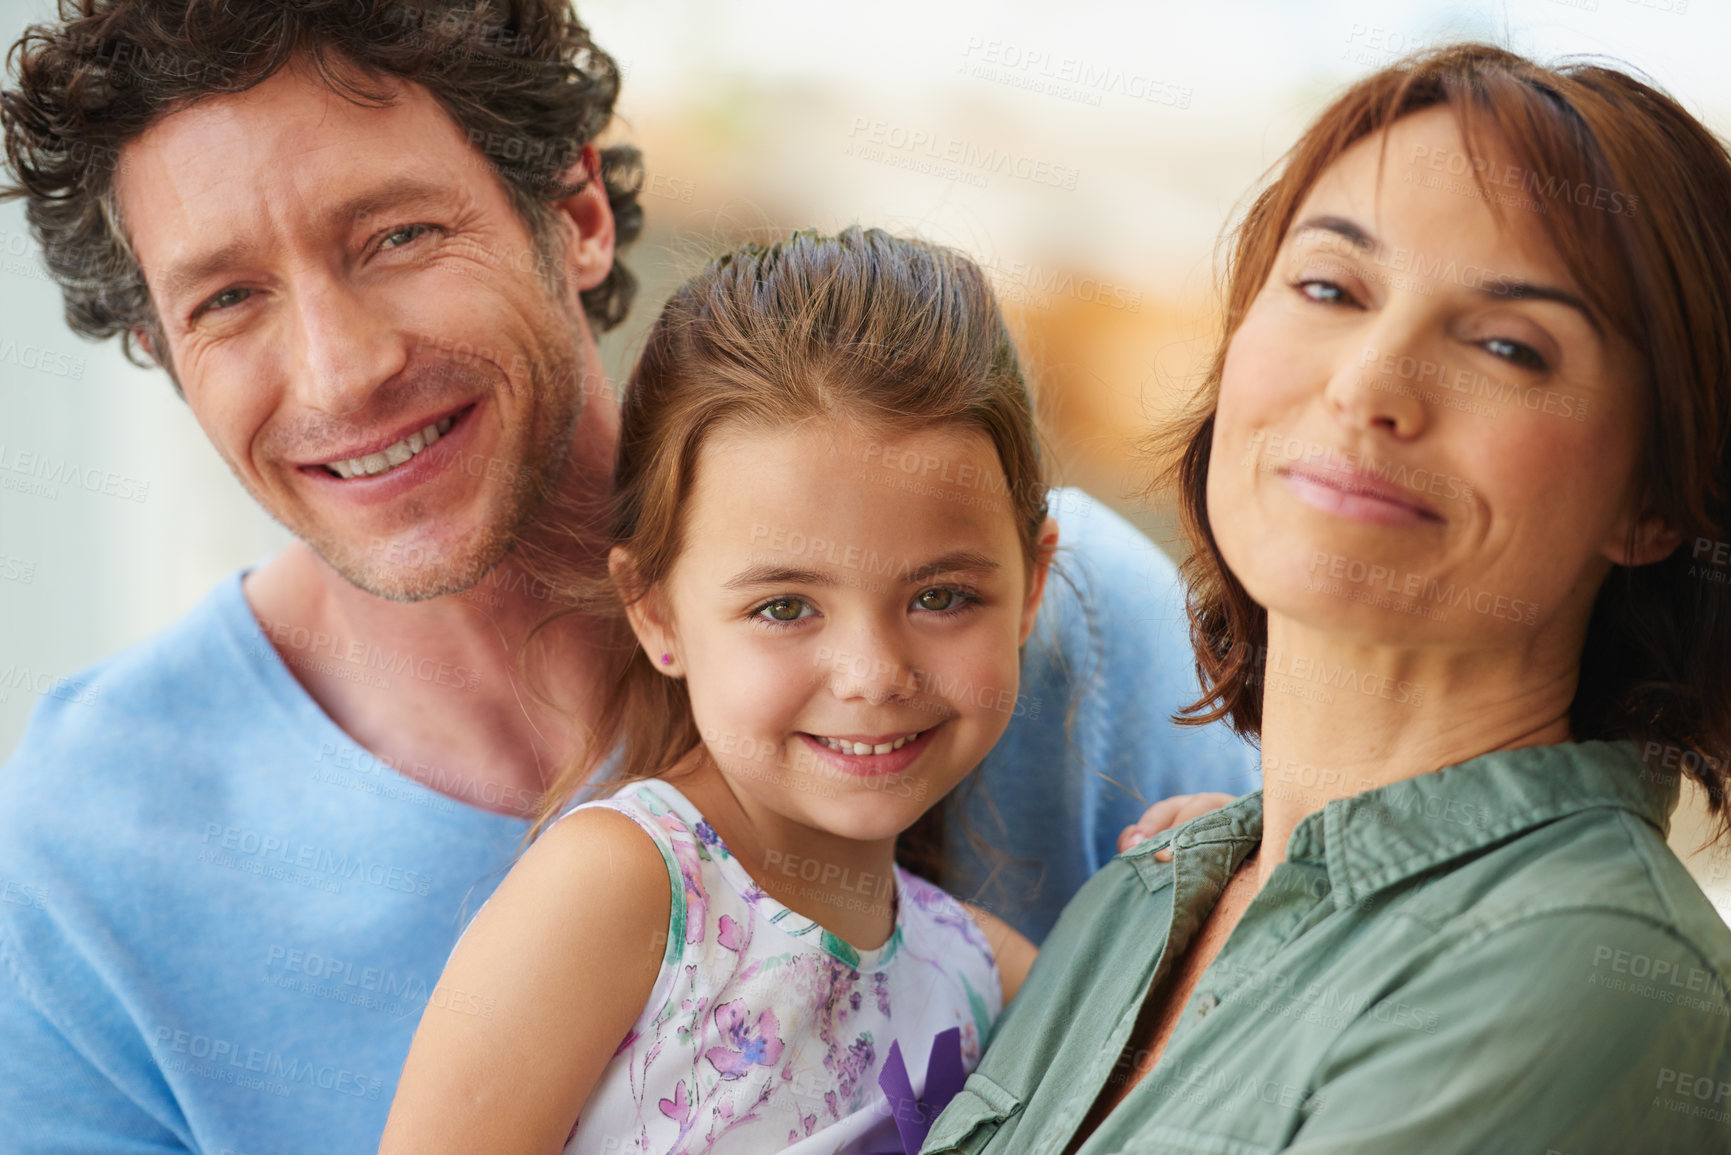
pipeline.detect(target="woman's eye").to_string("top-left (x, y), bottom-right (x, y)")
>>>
top-left (1298, 280), bottom-right (1354, 306)
top-left (754, 597), bottom-right (811, 624)
top-left (1482, 337), bottom-right (1548, 371)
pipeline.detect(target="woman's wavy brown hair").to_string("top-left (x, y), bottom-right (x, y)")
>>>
top-left (0, 0), bottom-right (643, 391)
top-left (520, 226), bottom-right (1055, 883)
top-left (1153, 43), bottom-right (1731, 835)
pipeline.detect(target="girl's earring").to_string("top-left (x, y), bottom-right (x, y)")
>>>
top-left (659, 653), bottom-right (673, 666)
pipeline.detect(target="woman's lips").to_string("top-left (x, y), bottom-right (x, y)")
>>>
top-left (1279, 465), bottom-right (1443, 527)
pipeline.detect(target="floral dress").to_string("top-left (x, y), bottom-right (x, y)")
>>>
top-left (556, 778), bottom-right (1002, 1155)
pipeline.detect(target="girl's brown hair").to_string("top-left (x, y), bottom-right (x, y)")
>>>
top-left (1153, 43), bottom-right (1731, 834)
top-left (525, 226), bottom-right (1052, 869)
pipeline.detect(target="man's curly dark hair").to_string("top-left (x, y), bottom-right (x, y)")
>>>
top-left (0, 0), bottom-right (645, 390)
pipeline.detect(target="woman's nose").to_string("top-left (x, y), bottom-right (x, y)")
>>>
top-left (1324, 320), bottom-right (1432, 440)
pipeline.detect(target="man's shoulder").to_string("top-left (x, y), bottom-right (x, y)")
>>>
top-left (1, 571), bottom-right (266, 828)
top-left (1045, 486), bottom-right (1182, 608)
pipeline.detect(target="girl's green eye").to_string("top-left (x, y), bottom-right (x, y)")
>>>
top-left (760, 598), bottom-right (806, 622)
top-left (916, 588), bottom-right (955, 612)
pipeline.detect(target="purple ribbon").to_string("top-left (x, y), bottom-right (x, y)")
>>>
top-left (868, 1026), bottom-right (966, 1155)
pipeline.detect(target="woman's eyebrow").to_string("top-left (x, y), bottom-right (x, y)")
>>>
top-left (1291, 214), bottom-right (1377, 252)
top-left (1291, 212), bottom-right (1600, 332)
top-left (1479, 278), bottom-right (1600, 332)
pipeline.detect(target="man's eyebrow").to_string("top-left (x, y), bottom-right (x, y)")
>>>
top-left (158, 176), bottom-right (456, 303)
top-left (722, 550), bottom-right (1001, 591)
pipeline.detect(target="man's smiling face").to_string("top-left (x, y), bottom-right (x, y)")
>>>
top-left (115, 55), bottom-right (610, 601)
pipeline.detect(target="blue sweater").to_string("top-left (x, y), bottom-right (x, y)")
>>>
top-left (0, 487), bottom-right (1256, 1153)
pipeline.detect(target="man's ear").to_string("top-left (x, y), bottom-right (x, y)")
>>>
top-left (1017, 516), bottom-right (1061, 647)
top-left (551, 144), bottom-right (616, 296)
top-left (1600, 509), bottom-right (1683, 568)
top-left (609, 546), bottom-right (681, 676)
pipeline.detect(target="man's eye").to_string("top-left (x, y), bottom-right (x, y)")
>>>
top-left (915, 588), bottom-right (956, 612)
top-left (380, 224), bottom-right (434, 250)
top-left (1483, 337), bottom-right (1548, 371)
top-left (196, 287), bottom-right (252, 317)
top-left (755, 597), bottom-right (811, 623)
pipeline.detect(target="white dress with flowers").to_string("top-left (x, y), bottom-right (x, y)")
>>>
top-left (556, 778), bottom-right (1002, 1155)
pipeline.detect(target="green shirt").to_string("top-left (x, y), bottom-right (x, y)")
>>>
top-left (922, 740), bottom-right (1731, 1154)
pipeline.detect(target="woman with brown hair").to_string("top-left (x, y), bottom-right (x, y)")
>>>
top-left (921, 43), bottom-right (1731, 1155)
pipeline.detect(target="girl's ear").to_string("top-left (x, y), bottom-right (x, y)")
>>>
top-left (1017, 516), bottom-right (1061, 647)
top-left (610, 546), bottom-right (683, 677)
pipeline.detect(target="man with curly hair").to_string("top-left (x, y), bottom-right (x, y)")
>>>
top-left (0, 2), bottom-right (1253, 1151)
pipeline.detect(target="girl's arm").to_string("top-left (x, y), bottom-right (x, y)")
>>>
top-left (961, 902), bottom-right (1037, 1003)
top-left (380, 808), bottom-right (672, 1155)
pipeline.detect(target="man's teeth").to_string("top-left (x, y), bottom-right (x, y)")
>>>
top-left (815, 732), bottom-right (923, 756)
top-left (326, 416), bottom-right (455, 479)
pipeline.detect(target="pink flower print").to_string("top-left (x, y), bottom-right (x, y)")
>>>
top-left (658, 1079), bottom-right (691, 1124)
top-left (669, 837), bottom-right (706, 944)
top-left (717, 914), bottom-right (745, 953)
top-left (705, 1001), bottom-right (785, 1078)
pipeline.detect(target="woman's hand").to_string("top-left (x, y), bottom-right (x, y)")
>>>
top-left (1117, 793), bottom-right (1239, 861)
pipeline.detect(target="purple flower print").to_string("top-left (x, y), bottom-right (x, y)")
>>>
top-left (705, 1001), bottom-right (785, 1078)
top-left (694, 818), bottom-right (729, 856)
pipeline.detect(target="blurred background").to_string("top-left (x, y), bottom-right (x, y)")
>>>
top-left (3, 0), bottom-right (1727, 914)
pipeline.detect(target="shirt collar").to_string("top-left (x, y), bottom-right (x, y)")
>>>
top-left (1135, 740), bottom-right (1678, 908)
top-left (1287, 739), bottom-right (1676, 908)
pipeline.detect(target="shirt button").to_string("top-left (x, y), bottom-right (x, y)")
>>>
top-left (1196, 993), bottom-right (1220, 1017)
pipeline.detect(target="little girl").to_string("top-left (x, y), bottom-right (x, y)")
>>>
top-left (382, 227), bottom-right (1058, 1154)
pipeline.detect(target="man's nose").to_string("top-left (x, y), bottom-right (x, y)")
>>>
top-left (286, 271), bottom-right (406, 417)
